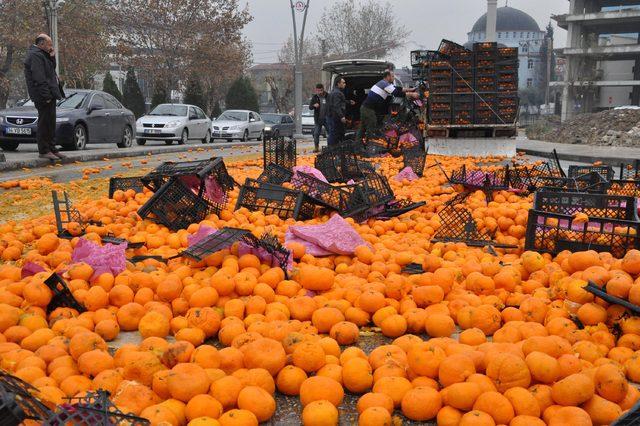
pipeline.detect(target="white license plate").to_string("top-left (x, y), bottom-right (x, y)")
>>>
top-left (145, 129), bottom-right (160, 134)
top-left (6, 127), bottom-right (31, 135)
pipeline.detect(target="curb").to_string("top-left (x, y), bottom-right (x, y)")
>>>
top-left (0, 141), bottom-right (263, 172)
top-left (516, 147), bottom-right (630, 166)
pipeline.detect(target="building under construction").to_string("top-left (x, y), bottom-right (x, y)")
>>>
top-left (552, 1), bottom-right (640, 121)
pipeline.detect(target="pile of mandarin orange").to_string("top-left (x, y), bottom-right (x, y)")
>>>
top-left (0, 153), bottom-right (639, 426)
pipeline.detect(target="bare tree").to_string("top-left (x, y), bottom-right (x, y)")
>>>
top-left (57, 0), bottom-right (110, 89)
top-left (265, 73), bottom-right (293, 113)
top-left (316, 0), bottom-right (410, 59)
top-left (110, 0), bottom-right (252, 112)
top-left (276, 37), bottom-right (321, 108)
top-left (0, 0), bottom-right (41, 107)
top-left (0, 0), bottom-right (109, 107)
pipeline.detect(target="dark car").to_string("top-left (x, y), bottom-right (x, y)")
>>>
top-left (0, 89), bottom-right (136, 151)
top-left (262, 113), bottom-right (295, 139)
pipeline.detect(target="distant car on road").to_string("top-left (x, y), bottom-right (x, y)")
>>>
top-left (212, 110), bottom-right (265, 142)
top-left (136, 104), bottom-right (211, 146)
top-left (301, 104), bottom-right (315, 135)
top-left (262, 113), bottom-right (295, 139)
top-left (0, 89), bottom-right (135, 151)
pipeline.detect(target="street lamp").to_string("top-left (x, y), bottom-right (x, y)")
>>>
top-left (44, 0), bottom-right (65, 75)
top-left (289, 0), bottom-right (310, 137)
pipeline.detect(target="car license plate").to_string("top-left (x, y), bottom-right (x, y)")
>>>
top-left (6, 127), bottom-right (31, 135)
top-left (145, 129), bottom-right (160, 134)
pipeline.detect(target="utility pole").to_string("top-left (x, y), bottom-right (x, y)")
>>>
top-left (44, 0), bottom-right (65, 75)
top-left (289, 0), bottom-right (310, 137)
top-left (545, 36), bottom-right (553, 107)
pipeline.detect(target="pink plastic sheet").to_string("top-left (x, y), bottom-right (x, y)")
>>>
top-left (71, 238), bottom-right (126, 279)
top-left (187, 225), bottom-right (218, 247)
top-left (180, 176), bottom-right (225, 203)
top-left (21, 262), bottom-right (45, 279)
top-left (286, 214), bottom-right (367, 256)
top-left (284, 229), bottom-right (334, 257)
top-left (395, 166), bottom-right (419, 182)
top-left (293, 166), bottom-right (328, 183)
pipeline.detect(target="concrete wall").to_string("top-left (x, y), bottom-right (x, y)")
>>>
top-left (428, 138), bottom-right (517, 157)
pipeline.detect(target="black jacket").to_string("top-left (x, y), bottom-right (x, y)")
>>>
top-left (24, 45), bottom-right (63, 108)
top-left (309, 92), bottom-right (328, 123)
top-left (326, 88), bottom-right (346, 121)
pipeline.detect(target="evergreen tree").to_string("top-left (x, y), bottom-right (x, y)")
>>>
top-left (211, 100), bottom-right (222, 118)
top-left (183, 75), bottom-right (206, 111)
top-left (122, 68), bottom-right (146, 118)
top-left (151, 81), bottom-right (168, 110)
top-left (225, 76), bottom-right (259, 112)
top-left (102, 71), bottom-right (123, 102)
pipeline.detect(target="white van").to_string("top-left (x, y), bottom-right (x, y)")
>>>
top-left (321, 59), bottom-right (402, 133)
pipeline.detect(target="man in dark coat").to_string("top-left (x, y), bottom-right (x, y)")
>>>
top-left (326, 77), bottom-right (347, 147)
top-left (308, 83), bottom-right (328, 153)
top-left (24, 34), bottom-right (65, 160)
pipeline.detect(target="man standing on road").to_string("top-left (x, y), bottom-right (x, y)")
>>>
top-left (24, 34), bottom-right (65, 161)
top-left (309, 83), bottom-right (328, 153)
top-left (357, 70), bottom-right (418, 143)
top-left (326, 77), bottom-right (347, 147)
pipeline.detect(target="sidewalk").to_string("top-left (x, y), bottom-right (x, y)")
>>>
top-left (516, 137), bottom-right (640, 166)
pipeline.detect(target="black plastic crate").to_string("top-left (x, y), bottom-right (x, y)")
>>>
top-left (411, 67), bottom-right (428, 80)
top-left (142, 158), bottom-right (234, 192)
top-left (403, 147), bottom-right (428, 177)
top-left (0, 388), bottom-right (24, 426)
top-left (525, 209), bottom-right (640, 258)
top-left (44, 273), bottom-right (86, 315)
top-left (438, 39), bottom-right (467, 55)
top-left (443, 164), bottom-right (510, 191)
top-left (0, 371), bottom-right (52, 424)
top-left (620, 160), bottom-right (640, 180)
top-left (378, 200), bottom-right (426, 219)
top-left (510, 162), bottom-right (556, 192)
top-left (432, 193), bottom-right (496, 246)
top-left (257, 163), bottom-right (294, 185)
top-left (137, 178), bottom-right (212, 231)
top-left (533, 191), bottom-right (638, 221)
top-left (355, 173), bottom-right (395, 208)
top-left (612, 399), bottom-right (640, 425)
top-left (314, 146), bottom-right (368, 183)
top-left (45, 389), bottom-right (150, 426)
top-left (568, 165), bottom-right (615, 181)
top-left (290, 172), bottom-right (367, 217)
top-left (263, 137), bottom-right (296, 170)
top-left (541, 172), bottom-right (610, 194)
top-left (498, 47), bottom-right (518, 58)
top-left (608, 180), bottom-right (640, 198)
top-left (473, 42), bottom-right (498, 52)
top-left (52, 191), bottom-right (87, 239)
top-left (108, 176), bottom-right (145, 198)
top-left (181, 227), bottom-right (251, 261)
top-left (235, 179), bottom-right (316, 220)
top-left (411, 50), bottom-right (448, 66)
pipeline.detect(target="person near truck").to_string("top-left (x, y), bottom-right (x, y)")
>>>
top-left (309, 83), bottom-right (328, 153)
top-left (24, 33), bottom-right (66, 161)
top-left (326, 77), bottom-right (347, 147)
top-left (356, 70), bottom-right (419, 143)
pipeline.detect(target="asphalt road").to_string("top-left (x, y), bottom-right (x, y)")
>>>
top-left (0, 139), bottom-right (317, 183)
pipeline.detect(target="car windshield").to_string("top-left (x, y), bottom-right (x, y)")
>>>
top-left (20, 96), bottom-right (74, 107)
top-left (262, 114), bottom-right (281, 124)
top-left (302, 106), bottom-right (313, 117)
top-left (58, 93), bottom-right (86, 109)
top-left (149, 105), bottom-right (187, 116)
top-left (218, 111), bottom-right (248, 121)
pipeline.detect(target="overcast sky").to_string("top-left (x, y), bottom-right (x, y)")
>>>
top-left (242, 0), bottom-right (568, 67)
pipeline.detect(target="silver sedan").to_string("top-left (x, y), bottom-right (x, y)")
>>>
top-left (136, 103), bottom-right (212, 145)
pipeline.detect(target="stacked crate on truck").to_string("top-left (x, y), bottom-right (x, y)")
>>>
top-left (410, 39), bottom-right (519, 137)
